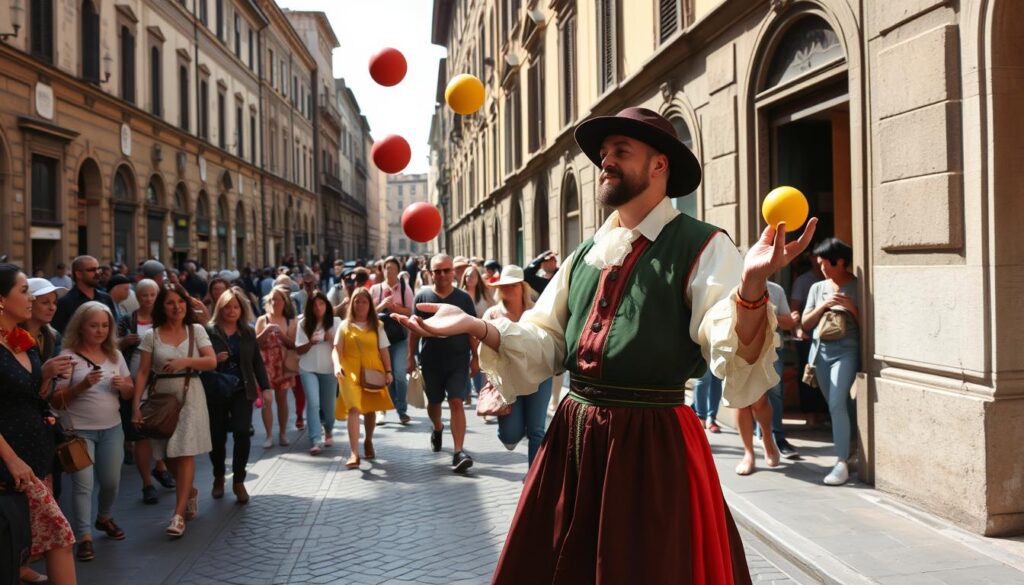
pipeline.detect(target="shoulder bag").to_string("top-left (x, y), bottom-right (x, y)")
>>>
top-left (139, 326), bottom-right (196, 439)
top-left (406, 367), bottom-right (427, 409)
top-left (49, 365), bottom-right (94, 474)
top-left (281, 317), bottom-right (300, 376)
top-left (356, 323), bottom-right (388, 391)
top-left (476, 381), bottom-right (512, 417)
top-left (200, 327), bottom-right (240, 404)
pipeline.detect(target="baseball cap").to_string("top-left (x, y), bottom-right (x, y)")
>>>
top-left (140, 260), bottom-right (165, 279)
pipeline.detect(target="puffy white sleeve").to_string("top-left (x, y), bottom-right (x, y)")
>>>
top-left (479, 252), bottom-right (575, 403)
top-left (688, 233), bottom-right (780, 408)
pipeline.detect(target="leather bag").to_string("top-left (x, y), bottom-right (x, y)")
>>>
top-left (817, 310), bottom-right (848, 341)
top-left (476, 382), bottom-right (511, 417)
top-left (355, 323), bottom-right (388, 392)
top-left (139, 326), bottom-right (195, 440)
top-left (50, 361), bottom-right (94, 474)
top-left (406, 368), bottom-right (426, 409)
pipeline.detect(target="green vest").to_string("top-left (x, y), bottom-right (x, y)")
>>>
top-left (564, 212), bottom-right (721, 392)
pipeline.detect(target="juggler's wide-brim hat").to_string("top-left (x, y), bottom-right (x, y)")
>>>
top-left (574, 106), bottom-right (701, 197)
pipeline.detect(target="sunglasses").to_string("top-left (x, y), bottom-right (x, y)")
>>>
top-left (432, 268), bottom-right (453, 275)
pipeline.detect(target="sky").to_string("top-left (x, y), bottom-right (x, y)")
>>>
top-left (278, 0), bottom-right (448, 175)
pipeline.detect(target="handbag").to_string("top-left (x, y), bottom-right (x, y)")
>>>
top-left (476, 382), bottom-right (511, 417)
top-left (139, 326), bottom-right (195, 440)
top-left (281, 318), bottom-right (300, 375)
top-left (406, 367), bottom-right (426, 409)
top-left (355, 323), bottom-right (388, 391)
top-left (377, 280), bottom-right (408, 344)
top-left (48, 366), bottom-right (94, 474)
top-left (801, 363), bottom-right (819, 389)
top-left (817, 310), bottom-right (848, 341)
top-left (200, 327), bottom-right (241, 403)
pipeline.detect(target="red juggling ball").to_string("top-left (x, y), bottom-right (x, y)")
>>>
top-left (369, 48), bottom-right (407, 87)
top-left (371, 135), bottom-right (411, 174)
top-left (402, 202), bottom-right (443, 243)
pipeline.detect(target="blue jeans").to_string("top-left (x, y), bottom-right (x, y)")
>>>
top-left (815, 341), bottom-right (859, 460)
top-left (757, 348), bottom-right (787, 441)
top-left (387, 342), bottom-right (408, 416)
top-left (71, 425), bottom-right (124, 539)
top-left (497, 379), bottom-right (554, 468)
top-left (692, 370), bottom-right (722, 422)
top-left (300, 371), bottom-right (338, 445)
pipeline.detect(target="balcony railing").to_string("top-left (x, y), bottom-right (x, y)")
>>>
top-left (320, 172), bottom-right (367, 217)
top-left (319, 103), bottom-right (342, 129)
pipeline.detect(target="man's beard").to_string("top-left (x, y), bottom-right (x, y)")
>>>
top-left (597, 169), bottom-right (650, 207)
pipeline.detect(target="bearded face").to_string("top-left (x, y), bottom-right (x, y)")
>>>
top-left (597, 156), bottom-right (653, 207)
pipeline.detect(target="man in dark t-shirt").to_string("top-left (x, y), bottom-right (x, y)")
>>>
top-left (52, 255), bottom-right (119, 334)
top-left (408, 254), bottom-right (479, 473)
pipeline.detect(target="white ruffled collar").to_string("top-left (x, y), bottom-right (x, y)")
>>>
top-left (584, 198), bottom-right (681, 269)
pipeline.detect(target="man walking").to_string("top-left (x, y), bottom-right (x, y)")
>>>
top-left (407, 254), bottom-right (479, 473)
top-left (50, 262), bottom-right (73, 289)
top-left (398, 107), bottom-right (816, 583)
top-left (370, 257), bottom-right (414, 425)
top-left (52, 255), bottom-right (119, 334)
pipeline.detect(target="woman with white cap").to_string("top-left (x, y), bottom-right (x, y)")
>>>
top-left (25, 278), bottom-right (67, 362)
top-left (482, 265), bottom-right (553, 468)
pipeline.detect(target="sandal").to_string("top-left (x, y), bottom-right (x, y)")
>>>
top-left (364, 440), bottom-right (376, 460)
top-left (185, 488), bottom-right (198, 520)
top-left (279, 433), bottom-right (290, 447)
top-left (94, 517), bottom-right (126, 540)
top-left (345, 454), bottom-right (360, 469)
top-left (165, 514), bottom-right (185, 537)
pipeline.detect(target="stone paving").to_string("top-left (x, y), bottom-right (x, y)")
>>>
top-left (55, 396), bottom-right (806, 585)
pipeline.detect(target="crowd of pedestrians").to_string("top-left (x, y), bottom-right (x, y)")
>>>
top-left (0, 230), bottom-right (858, 583)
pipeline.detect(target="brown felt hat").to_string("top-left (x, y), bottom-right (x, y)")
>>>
top-left (574, 107), bottom-right (701, 197)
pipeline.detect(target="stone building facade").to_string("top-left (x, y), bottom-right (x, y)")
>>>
top-left (386, 173), bottom-right (430, 256)
top-left (334, 77), bottom-right (371, 259)
top-left (0, 0), bottom-right (355, 273)
top-left (430, 0), bottom-right (1024, 536)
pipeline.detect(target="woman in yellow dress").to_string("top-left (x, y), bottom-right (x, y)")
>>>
top-left (333, 288), bottom-right (394, 469)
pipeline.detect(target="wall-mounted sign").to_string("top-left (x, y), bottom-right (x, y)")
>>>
top-left (120, 123), bottom-right (132, 156)
top-left (34, 83), bottom-right (54, 120)
top-left (30, 226), bottom-right (61, 240)
top-left (199, 157), bottom-right (207, 182)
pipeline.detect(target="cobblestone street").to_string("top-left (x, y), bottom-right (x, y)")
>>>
top-left (56, 397), bottom-right (806, 584)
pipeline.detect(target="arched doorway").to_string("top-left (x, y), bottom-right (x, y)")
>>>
top-left (145, 175), bottom-right (166, 261)
top-left (172, 183), bottom-right (190, 270)
top-left (216, 195), bottom-right (229, 269)
top-left (753, 12), bottom-right (851, 246)
top-left (561, 172), bottom-right (581, 254)
top-left (111, 165), bottom-right (137, 267)
top-left (77, 159), bottom-right (103, 257)
top-left (196, 190), bottom-right (211, 269)
top-left (533, 178), bottom-right (549, 256)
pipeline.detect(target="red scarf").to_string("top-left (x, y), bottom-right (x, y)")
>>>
top-left (0, 327), bottom-right (37, 353)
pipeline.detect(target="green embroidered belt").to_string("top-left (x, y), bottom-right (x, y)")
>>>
top-left (568, 377), bottom-right (687, 408)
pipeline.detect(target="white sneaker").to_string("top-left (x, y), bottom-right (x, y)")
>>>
top-left (824, 461), bottom-right (849, 486)
top-left (262, 436), bottom-right (273, 449)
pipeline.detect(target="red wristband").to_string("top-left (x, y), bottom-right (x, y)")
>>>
top-left (735, 290), bottom-right (770, 310)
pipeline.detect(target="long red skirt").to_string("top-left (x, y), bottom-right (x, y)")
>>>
top-left (492, 397), bottom-right (752, 584)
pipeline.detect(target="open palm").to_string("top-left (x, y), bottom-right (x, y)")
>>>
top-left (393, 303), bottom-right (476, 338)
top-left (744, 218), bottom-right (819, 283)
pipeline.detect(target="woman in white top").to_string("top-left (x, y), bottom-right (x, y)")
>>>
top-left (130, 284), bottom-right (217, 538)
top-left (50, 302), bottom-right (134, 561)
top-left (294, 290), bottom-right (342, 455)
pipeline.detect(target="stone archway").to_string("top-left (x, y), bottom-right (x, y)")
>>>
top-left (76, 158), bottom-right (103, 257)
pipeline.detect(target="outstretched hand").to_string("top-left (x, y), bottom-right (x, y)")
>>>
top-left (743, 218), bottom-right (819, 289)
top-left (392, 303), bottom-right (478, 339)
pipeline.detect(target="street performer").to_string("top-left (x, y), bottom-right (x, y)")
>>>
top-left (396, 107), bottom-right (817, 584)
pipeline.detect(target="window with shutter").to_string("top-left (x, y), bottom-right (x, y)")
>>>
top-left (598, 0), bottom-right (617, 93)
top-left (179, 65), bottom-right (190, 131)
top-left (31, 0), bottom-right (54, 63)
top-left (528, 50), bottom-right (545, 153)
top-left (121, 25), bottom-right (136, 103)
top-left (659, 0), bottom-right (679, 44)
top-left (150, 46), bottom-right (161, 116)
top-left (561, 16), bottom-right (576, 127)
top-left (81, 0), bottom-right (101, 82)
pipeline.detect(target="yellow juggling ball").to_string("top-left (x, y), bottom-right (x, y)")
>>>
top-left (445, 74), bottom-right (485, 115)
top-left (761, 186), bottom-right (809, 233)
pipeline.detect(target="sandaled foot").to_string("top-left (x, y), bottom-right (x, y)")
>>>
top-left (364, 440), bottom-right (376, 460)
top-left (19, 567), bottom-right (48, 583)
top-left (279, 433), bottom-right (290, 447)
top-left (345, 454), bottom-right (360, 469)
top-left (165, 514), bottom-right (185, 537)
top-left (735, 453), bottom-right (756, 476)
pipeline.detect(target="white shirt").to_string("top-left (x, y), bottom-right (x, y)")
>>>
top-left (479, 196), bottom-right (779, 409)
top-left (57, 349), bottom-right (130, 431)
top-left (295, 316), bottom-right (342, 375)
